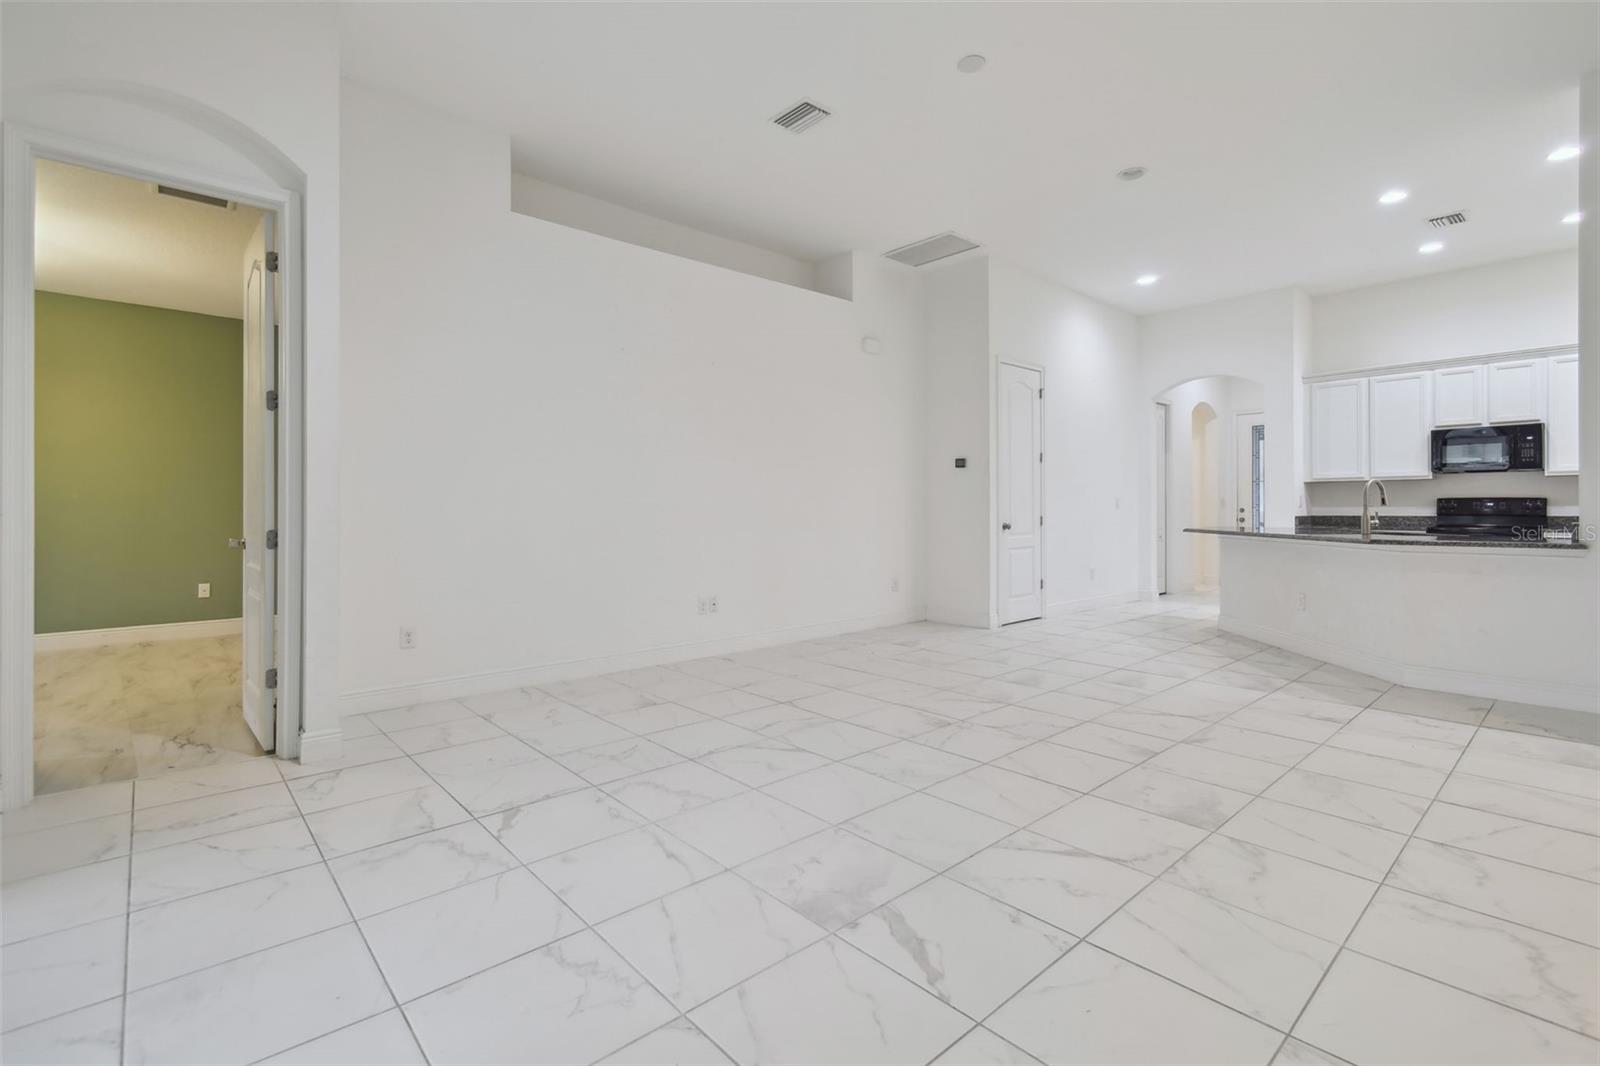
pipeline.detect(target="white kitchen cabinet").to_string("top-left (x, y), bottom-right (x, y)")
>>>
top-left (1307, 378), bottom-right (1368, 480)
top-left (1432, 365), bottom-right (1485, 426)
top-left (1546, 352), bottom-right (1580, 475)
top-left (1368, 371), bottom-right (1433, 478)
top-left (1486, 358), bottom-right (1547, 423)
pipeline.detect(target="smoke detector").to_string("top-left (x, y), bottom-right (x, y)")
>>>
top-left (1427, 211), bottom-right (1467, 229)
top-left (884, 232), bottom-right (982, 267)
top-left (772, 100), bottom-right (831, 134)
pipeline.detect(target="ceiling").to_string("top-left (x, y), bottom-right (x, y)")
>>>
top-left (35, 159), bottom-right (262, 319)
top-left (339, 2), bottom-right (1595, 313)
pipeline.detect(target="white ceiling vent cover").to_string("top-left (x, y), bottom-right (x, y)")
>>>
top-left (772, 100), bottom-right (831, 133)
top-left (884, 232), bottom-right (981, 267)
top-left (1428, 211), bottom-right (1468, 228)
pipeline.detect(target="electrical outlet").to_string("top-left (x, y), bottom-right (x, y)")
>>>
top-left (1296, 593), bottom-right (1307, 612)
top-left (697, 597), bottom-right (708, 615)
top-left (708, 595), bottom-right (719, 614)
top-left (889, 576), bottom-right (900, 592)
top-left (197, 583), bottom-right (210, 599)
top-left (399, 627), bottom-right (417, 650)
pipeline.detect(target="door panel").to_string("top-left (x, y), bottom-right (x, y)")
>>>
top-left (1233, 413), bottom-right (1265, 532)
top-left (997, 364), bottom-right (1043, 625)
top-left (241, 215), bottom-right (276, 751)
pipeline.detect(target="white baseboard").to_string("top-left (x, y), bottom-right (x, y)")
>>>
top-left (295, 727), bottom-right (344, 767)
top-left (338, 606), bottom-right (928, 717)
top-left (1220, 616), bottom-right (1599, 714)
top-left (34, 617), bottom-right (242, 653)
top-left (1045, 590), bottom-right (1142, 615)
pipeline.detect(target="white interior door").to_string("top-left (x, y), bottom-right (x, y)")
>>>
top-left (1155, 403), bottom-right (1168, 595)
top-left (1233, 412), bottom-right (1265, 533)
top-left (241, 215), bottom-right (277, 750)
top-left (997, 363), bottom-right (1043, 624)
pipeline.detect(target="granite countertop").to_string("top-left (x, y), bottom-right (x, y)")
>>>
top-left (1184, 526), bottom-right (1588, 551)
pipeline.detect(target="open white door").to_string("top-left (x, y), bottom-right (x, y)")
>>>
top-left (240, 215), bottom-right (277, 750)
top-left (1233, 412), bottom-right (1266, 533)
top-left (1155, 402), bottom-right (1169, 595)
top-left (997, 363), bottom-right (1043, 625)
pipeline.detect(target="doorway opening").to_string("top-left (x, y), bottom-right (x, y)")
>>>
top-left (27, 159), bottom-right (279, 795)
top-left (1234, 411), bottom-right (1266, 533)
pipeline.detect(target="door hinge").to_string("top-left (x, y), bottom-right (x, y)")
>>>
top-left (266, 389), bottom-right (278, 411)
top-left (1040, 579), bottom-right (1044, 589)
top-left (266, 529), bottom-right (278, 550)
top-left (1039, 452), bottom-right (1044, 462)
top-left (1039, 515), bottom-right (1044, 526)
top-left (1038, 387), bottom-right (1043, 398)
top-left (266, 251), bottom-right (279, 273)
top-left (265, 667), bottom-right (279, 690)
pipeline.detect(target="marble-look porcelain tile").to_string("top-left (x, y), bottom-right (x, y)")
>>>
top-left (3, 780), bottom-right (131, 835)
top-left (1144, 743), bottom-right (1287, 793)
top-left (367, 698), bottom-right (477, 733)
top-left (605, 701), bottom-right (710, 735)
top-left (123, 924), bottom-right (394, 1066)
top-left (337, 713), bottom-right (383, 740)
top-left (1482, 702), bottom-right (1600, 746)
top-left (384, 715), bottom-right (506, 755)
top-left (1371, 684), bottom-right (1490, 724)
top-left (1388, 838), bottom-right (1599, 947)
top-left (1349, 886), bottom-right (1600, 1037)
top-left (1016, 690), bottom-right (1121, 722)
top-left (1091, 766), bottom-right (1253, 830)
top-left (327, 821), bottom-right (518, 919)
top-left (1437, 772), bottom-right (1600, 836)
top-left (844, 740), bottom-right (979, 789)
top-left (261, 1010), bottom-right (426, 1066)
top-left (914, 722), bottom-right (1035, 762)
top-left (689, 938), bottom-right (970, 1066)
top-left (0, 998), bottom-right (122, 1066)
top-left (948, 830), bottom-right (1151, 935)
top-left (531, 825), bottom-right (721, 923)
top-left (277, 733), bottom-right (405, 780)
top-left (1324, 727), bottom-right (1464, 773)
top-left (1028, 795), bottom-right (1207, 875)
top-left (696, 740), bottom-right (829, 786)
top-left (1052, 721), bottom-right (1172, 762)
top-left (636, 719), bottom-right (761, 759)
top-left (1165, 835), bottom-right (1378, 941)
top-left (402, 929), bottom-right (675, 1065)
top-left (1453, 746), bottom-right (1600, 801)
top-left (598, 871), bottom-right (823, 1010)
top-left (414, 736), bottom-right (587, 815)
top-left (131, 781), bottom-right (298, 851)
top-left (1, 857), bottom-right (128, 944)
top-left (302, 782), bottom-right (469, 859)
top-left (760, 763), bottom-right (910, 823)
top-left (127, 863), bottom-right (348, 990)
top-left (925, 765), bottom-right (1076, 826)
top-left (674, 688), bottom-right (775, 718)
top-left (1089, 880), bottom-right (1338, 1028)
top-left (1293, 746), bottom-right (1446, 799)
top-left (776, 719), bottom-right (900, 760)
top-left (1262, 769), bottom-right (1430, 834)
top-left (1416, 801), bottom-right (1599, 881)
top-left (994, 741), bottom-right (1133, 792)
top-left (1, 915), bottom-right (124, 1032)
top-left (1224, 705), bottom-right (1345, 744)
top-left (1471, 726), bottom-right (1600, 768)
top-left (486, 787), bottom-right (646, 862)
top-left (840, 876), bottom-right (1074, 1016)
top-left (737, 827), bottom-right (931, 930)
top-left (1272, 1038), bottom-right (1353, 1066)
top-left (1221, 798), bottom-right (1406, 880)
top-left (1294, 951), bottom-right (1600, 1066)
top-left (660, 792), bottom-right (826, 866)
top-left (2, 813), bottom-right (131, 883)
top-left (845, 793), bottom-right (1014, 870)
top-left (986, 943), bottom-right (1282, 1066)
top-left (130, 817), bottom-right (320, 909)
top-left (286, 758), bottom-right (433, 815)
top-left (133, 759), bottom-right (282, 809)
top-left (930, 1027), bottom-right (1041, 1066)
top-left (598, 1019), bottom-right (733, 1065)
top-left (604, 761), bottom-right (747, 819)
top-left (847, 703), bottom-right (960, 740)
top-left (1186, 723), bottom-right (1316, 766)
top-left (556, 736), bottom-right (684, 785)
top-left (361, 868), bottom-right (583, 1002)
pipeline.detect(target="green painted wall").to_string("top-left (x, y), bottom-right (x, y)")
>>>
top-left (35, 291), bottom-right (243, 634)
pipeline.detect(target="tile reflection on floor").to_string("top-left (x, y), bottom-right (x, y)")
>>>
top-left (33, 636), bottom-right (262, 794)
top-left (4, 597), bottom-right (1598, 1064)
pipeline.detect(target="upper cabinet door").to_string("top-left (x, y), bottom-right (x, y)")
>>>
top-left (1546, 353), bottom-right (1580, 475)
top-left (1432, 365), bottom-right (1485, 427)
top-left (1486, 358), bottom-right (1547, 424)
top-left (1307, 378), bottom-right (1368, 480)
top-left (1368, 371), bottom-right (1433, 478)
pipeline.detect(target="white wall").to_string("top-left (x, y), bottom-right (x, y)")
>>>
top-left (510, 174), bottom-right (819, 293)
top-left (921, 257), bottom-right (991, 626)
top-left (339, 82), bottom-right (925, 709)
top-left (987, 262), bottom-right (1143, 611)
top-left (1311, 251), bottom-right (1579, 375)
top-left (2, 2), bottom-right (345, 745)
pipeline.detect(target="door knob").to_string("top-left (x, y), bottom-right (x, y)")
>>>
top-left (1001, 522), bottom-right (1012, 531)
top-left (228, 538), bottom-right (246, 549)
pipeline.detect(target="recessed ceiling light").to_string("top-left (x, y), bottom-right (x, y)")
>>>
top-left (956, 54), bottom-right (987, 74)
top-left (1562, 210), bottom-right (1584, 225)
top-left (1117, 166), bottom-right (1147, 182)
top-left (1378, 189), bottom-right (1409, 206)
top-left (1135, 274), bottom-right (1160, 286)
top-left (1547, 144), bottom-right (1581, 163)
top-left (1418, 241), bottom-right (1444, 255)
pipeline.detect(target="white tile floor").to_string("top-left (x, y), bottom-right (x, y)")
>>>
top-left (4, 596), bottom-right (1598, 1065)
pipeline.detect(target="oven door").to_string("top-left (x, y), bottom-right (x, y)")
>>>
top-left (1432, 426), bottom-right (1512, 473)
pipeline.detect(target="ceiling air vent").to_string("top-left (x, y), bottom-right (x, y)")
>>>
top-left (1427, 211), bottom-right (1467, 229)
top-left (156, 184), bottom-right (233, 210)
top-left (772, 100), bottom-right (831, 134)
top-left (884, 232), bottom-right (982, 268)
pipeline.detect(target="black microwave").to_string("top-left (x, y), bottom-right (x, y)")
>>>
top-left (1430, 423), bottom-right (1543, 474)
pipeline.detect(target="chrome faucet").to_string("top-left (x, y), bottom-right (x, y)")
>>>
top-left (1361, 478), bottom-right (1388, 542)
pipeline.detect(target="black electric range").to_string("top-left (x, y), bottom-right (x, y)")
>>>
top-left (1428, 497), bottom-right (1548, 539)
